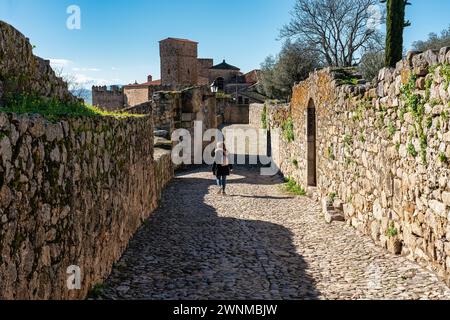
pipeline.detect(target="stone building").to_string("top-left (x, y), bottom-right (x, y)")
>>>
top-left (92, 37), bottom-right (266, 112)
top-left (160, 38), bottom-right (200, 87)
top-left (123, 75), bottom-right (162, 107)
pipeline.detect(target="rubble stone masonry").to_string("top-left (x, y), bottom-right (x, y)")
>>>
top-left (0, 21), bottom-right (75, 105)
top-left (0, 113), bottom-right (174, 299)
top-left (258, 47), bottom-right (450, 285)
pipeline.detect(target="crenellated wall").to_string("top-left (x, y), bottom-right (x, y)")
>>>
top-left (92, 86), bottom-right (125, 111)
top-left (260, 47), bottom-right (450, 285)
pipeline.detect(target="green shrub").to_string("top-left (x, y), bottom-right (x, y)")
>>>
top-left (407, 143), bottom-right (418, 158)
top-left (343, 134), bottom-right (352, 146)
top-left (284, 177), bottom-right (306, 196)
top-left (282, 117), bottom-right (295, 143)
top-left (439, 152), bottom-right (448, 163)
top-left (329, 192), bottom-right (337, 203)
top-left (387, 224), bottom-right (398, 238)
top-left (387, 121), bottom-right (396, 138)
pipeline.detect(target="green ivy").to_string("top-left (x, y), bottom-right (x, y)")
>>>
top-left (282, 116), bottom-right (295, 143)
top-left (261, 104), bottom-right (268, 129)
top-left (407, 142), bottom-right (418, 158)
top-left (400, 74), bottom-right (427, 164)
top-left (441, 63), bottom-right (450, 90)
top-left (343, 134), bottom-right (352, 146)
top-left (387, 121), bottom-right (396, 138)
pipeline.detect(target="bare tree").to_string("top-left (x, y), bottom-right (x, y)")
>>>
top-left (260, 40), bottom-right (321, 100)
top-left (280, 0), bottom-right (384, 67)
top-left (54, 67), bottom-right (90, 102)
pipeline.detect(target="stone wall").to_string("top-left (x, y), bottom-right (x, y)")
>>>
top-left (124, 86), bottom-right (150, 108)
top-left (92, 86), bottom-right (125, 111)
top-left (153, 149), bottom-right (174, 202)
top-left (263, 48), bottom-right (450, 285)
top-left (0, 112), bottom-right (174, 299)
top-left (0, 21), bottom-right (75, 105)
top-left (224, 104), bottom-right (249, 124)
top-left (249, 103), bottom-right (264, 128)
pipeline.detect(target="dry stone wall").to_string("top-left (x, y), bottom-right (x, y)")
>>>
top-left (0, 21), bottom-right (75, 105)
top-left (263, 48), bottom-right (450, 285)
top-left (249, 103), bottom-right (264, 128)
top-left (0, 113), bottom-right (174, 299)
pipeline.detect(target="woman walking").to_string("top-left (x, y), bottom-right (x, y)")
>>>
top-left (213, 142), bottom-right (233, 195)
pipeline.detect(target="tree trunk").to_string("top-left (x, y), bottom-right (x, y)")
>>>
top-left (385, 0), bottom-right (406, 67)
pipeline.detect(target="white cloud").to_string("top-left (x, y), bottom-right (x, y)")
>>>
top-left (71, 74), bottom-right (109, 89)
top-left (72, 67), bottom-right (101, 72)
top-left (49, 59), bottom-right (72, 68)
top-left (111, 67), bottom-right (119, 71)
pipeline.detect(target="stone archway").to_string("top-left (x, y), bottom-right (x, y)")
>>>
top-left (307, 99), bottom-right (317, 187)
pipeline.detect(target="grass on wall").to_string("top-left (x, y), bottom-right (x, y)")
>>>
top-left (284, 177), bottom-right (306, 196)
top-left (261, 104), bottom-right (268, 129)
top-left (0, 94), bottom-right (144, 120)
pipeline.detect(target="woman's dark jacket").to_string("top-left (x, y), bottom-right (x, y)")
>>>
top-left (213, 163), bottom-right (233, 177)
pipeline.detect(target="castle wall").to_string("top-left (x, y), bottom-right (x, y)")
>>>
top-left (260, 48), bottom-right (450, 285)
top-left (92, 86), bottom-right (125, 111)
top-left (0, 21), bottom-right (75, 105)
top-left (0, 22), bottom-right (175, 299)
top-left (0, 113), bottom-right (174, 299)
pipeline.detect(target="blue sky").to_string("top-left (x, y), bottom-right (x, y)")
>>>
top-left (0, 0), bottom-right (449, 88)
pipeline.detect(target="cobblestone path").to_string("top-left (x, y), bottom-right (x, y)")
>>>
top-left (101, 166), bottom-right (450, 300)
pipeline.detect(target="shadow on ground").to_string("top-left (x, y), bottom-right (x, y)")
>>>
top-left (99, 165), bottom-right (319, 300)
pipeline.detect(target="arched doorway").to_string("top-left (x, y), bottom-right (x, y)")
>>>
top-left (216, 77), bottom-right (225, 92)
top-left (307, 99), bottom-right (317, 187)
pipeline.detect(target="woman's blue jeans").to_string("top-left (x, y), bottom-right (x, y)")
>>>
top-left (216, 175), bottom-right (227, 190)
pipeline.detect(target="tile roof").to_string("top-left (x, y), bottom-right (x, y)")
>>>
top-left (124, 80), bottom-right (162, 88)
top-left (159, 37), bottom-right (198, 44)
top-left (210, 60), bottom-right (240, 71)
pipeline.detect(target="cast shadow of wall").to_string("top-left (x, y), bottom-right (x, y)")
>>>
top-left (101, 165), bottom-right (320, 300)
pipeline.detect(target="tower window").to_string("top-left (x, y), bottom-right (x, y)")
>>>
top-left (168, 69), bottom-right (171, 75)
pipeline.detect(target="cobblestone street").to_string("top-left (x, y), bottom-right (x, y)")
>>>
top-left (101, 166), bottom-right (450, 300)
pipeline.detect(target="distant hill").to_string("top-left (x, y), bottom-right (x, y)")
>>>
top-left (71, 90), bottom-right (92, 105)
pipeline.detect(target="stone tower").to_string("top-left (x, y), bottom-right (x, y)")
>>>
top-left (160, 38), bottom-right (199, 87)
